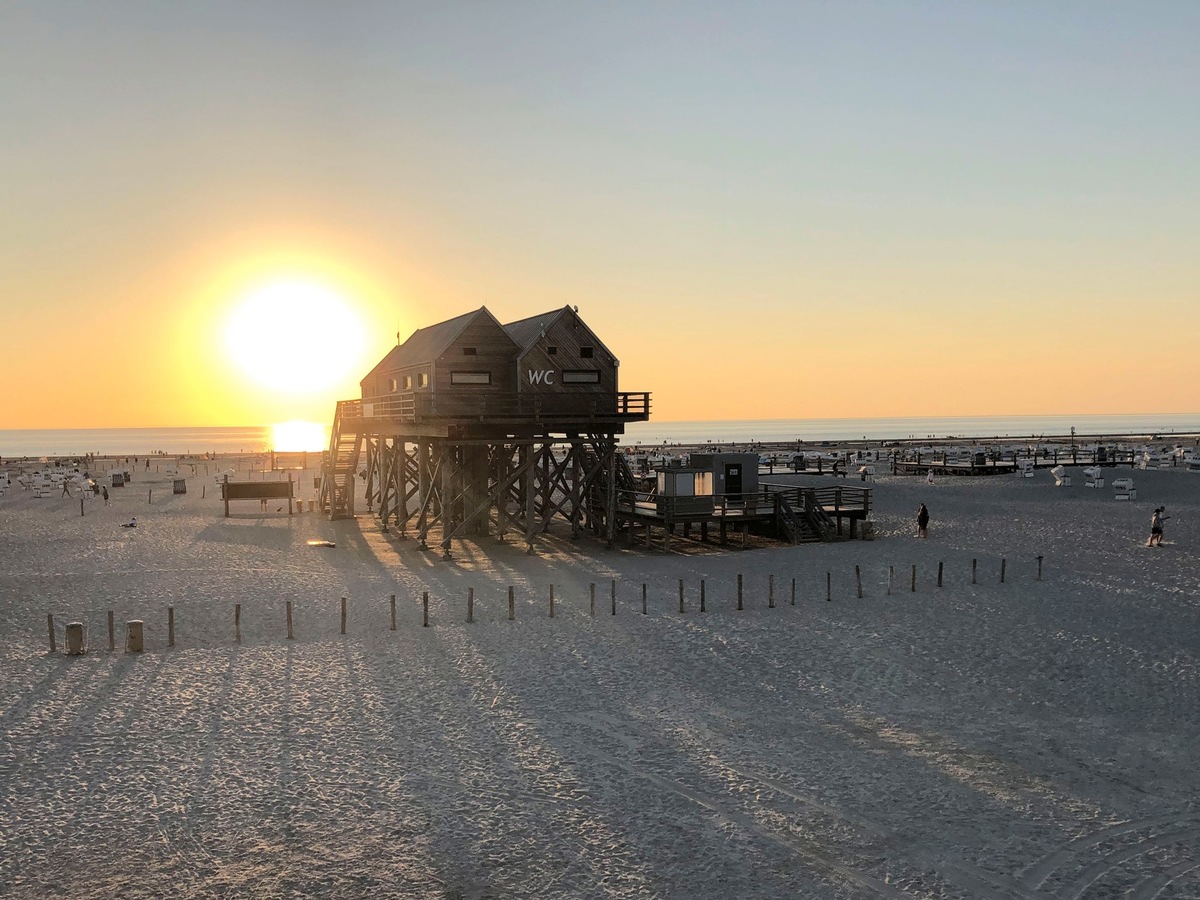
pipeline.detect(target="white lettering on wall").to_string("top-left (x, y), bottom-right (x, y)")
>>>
top-left (528, 369), bottom-right (556, 385)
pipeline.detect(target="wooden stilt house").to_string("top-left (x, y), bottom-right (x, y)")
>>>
top-left (320, 305), bottom-right (651, 555)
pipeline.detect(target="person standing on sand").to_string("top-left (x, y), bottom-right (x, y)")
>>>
top-left (1149, 507), bottom-right (1170, 546)
top-left (101, 485), bottom-right (109, 505)
top-left (917, 503), bottom-right (930, 538)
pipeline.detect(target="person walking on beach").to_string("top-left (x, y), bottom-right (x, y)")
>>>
top-left (60, 478), bottom-right (72, 498)
top-left (917, 503), bottom-right (930, 538)
top-left (101, 485), bottom-right (109, 505)
top-left (1149, 506), bottom-right (1170, 547)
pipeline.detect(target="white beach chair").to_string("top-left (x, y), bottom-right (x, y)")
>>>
top-left (1050, 465), bottom-right (1071, 487)
top-left (1015, 459), bottom-right (1035, 478)
top-left (1111, 477), bottom-right (1136, 500)
top-left (1083, 466), bottom-right (1104, 488)
top-left (857, 465), bottom-right (875, 482)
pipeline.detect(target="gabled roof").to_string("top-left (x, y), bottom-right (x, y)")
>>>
top-left (361, 306), bottom-right (510, 384)
top-left (504, 305), bottom-right (618, 364)
top-left (503, 307), bottom-right (567, 353)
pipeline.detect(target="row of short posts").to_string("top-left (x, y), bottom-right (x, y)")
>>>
top-left (46, 556), bottom-right (1045, 652)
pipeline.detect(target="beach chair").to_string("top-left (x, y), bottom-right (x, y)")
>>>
top-left (1015, 459), bottom-right (1035, 478)
top-left (1050, 465), bottom-right (1071, 487)
top-left (1111, 477), bottom-right (1136, 500)
top-left (857, 465), bottom-right (875, 482)
top-left (1083, 466), bottom-right (1104, 488)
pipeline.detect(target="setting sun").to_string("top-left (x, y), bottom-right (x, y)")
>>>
top-left (223, 280), bottom-right (366, 394)
top-left (272, 419), bottom-right (328, 452)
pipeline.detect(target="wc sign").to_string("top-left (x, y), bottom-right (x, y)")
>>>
top-left (528, 369), bottom-right (556, 385)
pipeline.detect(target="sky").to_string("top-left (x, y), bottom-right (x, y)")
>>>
top-left (2, 1), bottom-right (1198, 429)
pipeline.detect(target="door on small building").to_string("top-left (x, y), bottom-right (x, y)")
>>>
top-left (724, 464), bottom-right (742, 496)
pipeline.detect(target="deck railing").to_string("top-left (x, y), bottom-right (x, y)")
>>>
top-left (615, 484), bottom-right (870, 524)
top-left (351, 391), bottom-right (650, 422)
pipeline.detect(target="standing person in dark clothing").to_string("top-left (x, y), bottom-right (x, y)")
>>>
top-left (1149, 507), bottom-right (1169, 547)
top-left (916, 503), bottom-right (930, 538)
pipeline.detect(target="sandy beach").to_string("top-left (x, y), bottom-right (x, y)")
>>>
top-left (1, 457), bottom-right (1198, 898)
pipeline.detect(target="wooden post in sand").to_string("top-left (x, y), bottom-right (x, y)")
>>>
top-left (855, 566), bottom-right (863, 599)
top-left (589, 583), bottom-right (595, 617)
top-left (826, 572), bottom-right (831, 602)
top-left (508, 586), bottom-right (515, 621)
top-left (65, 622), bottom-right (85, 656)
top-left (422, 591), bottom-right (429, 627)
top-left (108, 611), bottom-right (115, 651)
top-left (737, 574), bottom-right (743, 611)
top-left (679, 579), bottom-right (685, 613)
top-left (1000, 558), bottom-right (1006, 583)
top-left (701, 579), bottom-right (707, 613)
top-left (389, 594), bottom-right (396, 631)
top-left (937, 562), bottom-right (943, 588)
top-left (1037, 555), bottom-right (1043, 581)
top-left (147, 489), bottom-right (152, 505)
top-left (642, 583), bottom-right (647, 615)
top-left (791, 578), bottom-right (796, 606)
top-left (340, 596), bottom-right (347, 634)
top-left (287, 601), bottom-right (294, 639)
top-left (888, 566), bottom-right (894, 595)
top-left (910, 565), bottom-right (917, 593)
top-left (467, 588), bottom-right (474, 623)
top-left (769, 574), bottom-right (775, 608)
top-left (611, 580), bottom-right (616, 616)
top-left (168, 607), bottom-right (175, 647)
top-left (80, 498), bottom-right (84, 517)
top-left (549, 585), bottom-right (555, 618)
top-left (972, 558), bottom-right (978, 584)
top-left (47, 614), bottom-right (56, 653)
top-left (126, 620), bottom-right (144, 653)
top-left (235, 603), bottom-right (242, 643)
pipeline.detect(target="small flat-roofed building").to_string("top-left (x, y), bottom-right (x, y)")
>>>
top-left (687, 453), bottom-right (760, 498)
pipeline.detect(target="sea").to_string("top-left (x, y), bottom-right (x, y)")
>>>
top-left (3, 413), bottom-right (1199, 458)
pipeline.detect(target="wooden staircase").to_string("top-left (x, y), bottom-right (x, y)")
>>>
top-left (774, 492), bottom-right (823, 543)
top-left (319, 400), bottom-right (364, 520)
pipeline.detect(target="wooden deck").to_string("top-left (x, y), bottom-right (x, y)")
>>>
top-left (615, 485), bottom-right (871, 550)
